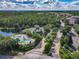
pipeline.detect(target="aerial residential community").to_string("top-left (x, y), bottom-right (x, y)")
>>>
top-left (0, 12), bottom-right (79, 59)
top-left (0, 0), bottom-right (79, 59)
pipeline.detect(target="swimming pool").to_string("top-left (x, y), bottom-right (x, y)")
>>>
top-left (19, 39), bottom-right (32, 43)
top-left (12, 34), bottom-right (35, 44)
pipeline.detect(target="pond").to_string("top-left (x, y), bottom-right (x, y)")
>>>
top-left (0, 31), bottom-right (13, 37)
top-left (0, 28), bottom-right (23, 37)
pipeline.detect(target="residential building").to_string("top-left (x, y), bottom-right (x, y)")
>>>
top-left (72, 36), bottom-right (79, 49)
top-left (67, 16), bottom-right (79, 25)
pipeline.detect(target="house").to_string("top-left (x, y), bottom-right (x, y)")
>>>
top-left (34, 25), bottom-right (42, 32)
top-left (67, 33), bottom-right (79, 49)
top-left (67, 16), bottom-right (79, 25)
top-left (30, 25), bottom-right (44, 34)
top-left (59, 13), bottom-right (72, 17)
top-left (68, 28), bottom-right (79, 49)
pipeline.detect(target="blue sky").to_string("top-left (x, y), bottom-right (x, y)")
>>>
top-left (2, 0), bottom-right (77, 2)
top-left (0, 0), bottom-right (79, 11)
top-left (59, 0), bottom-right (75, 2)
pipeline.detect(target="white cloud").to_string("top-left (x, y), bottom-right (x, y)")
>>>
top-left (0, 0), bottom-right (79, 11)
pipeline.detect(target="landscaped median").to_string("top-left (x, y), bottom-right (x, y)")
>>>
top-left (43, 29), bottom-right (57, 54)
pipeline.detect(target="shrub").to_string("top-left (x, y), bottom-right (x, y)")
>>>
top-left (73, 24), bottom-right (79, 34)
top-left (59, 48), bottom-right (72, 59)
top-left (22, 29), bottom-right (32, 36)
top-left (32, 32), bottom-right (42, 45)
top-left (44, 43), bottom-right (51, 54)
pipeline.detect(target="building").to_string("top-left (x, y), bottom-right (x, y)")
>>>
top-left (30, 25), bottom-right (44, 34)
top-left (34, 25), bottom-right (44, 34)
top-left (72, 36), bottom-right (79, 49)
top-left (67, 16), bottom-right (79, 25)
top-left (68, 28), bottom-right (79, 49)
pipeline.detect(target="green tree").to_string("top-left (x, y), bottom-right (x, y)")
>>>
top-left (0, 37), bottom-right (18, 54)
top-left (32, 32), bottom-right (42, 45)
top-left (59, 48), bottom-right (72, 59)
top-left (22, 29), bottom-right (32, 36)
top-left (60, 36), bottom-right (70, 47)
top-left (72, 52), bottom-right (79, 59)
top-left (44, 43), bottom-right (51, 54)
top-left (73, 24), bottom-right (79, 34)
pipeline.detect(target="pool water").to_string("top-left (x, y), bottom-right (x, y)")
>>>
top-left (12, 34), bottom-right (34, 44)
top-left (19, 39), bottom-right (32, 43)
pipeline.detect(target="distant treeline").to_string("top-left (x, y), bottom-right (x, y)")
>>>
top-left (0, 12), bottom-right (59, 28)
top-left (0, 11), bottom-right (78, 29)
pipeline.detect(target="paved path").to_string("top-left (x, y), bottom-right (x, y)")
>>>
top-left (49, 30), bottom-right (62, 59)
top-left (0, 55), bottom-right (12, 59)
top-left (12, 50), bottom-right (54, 59)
